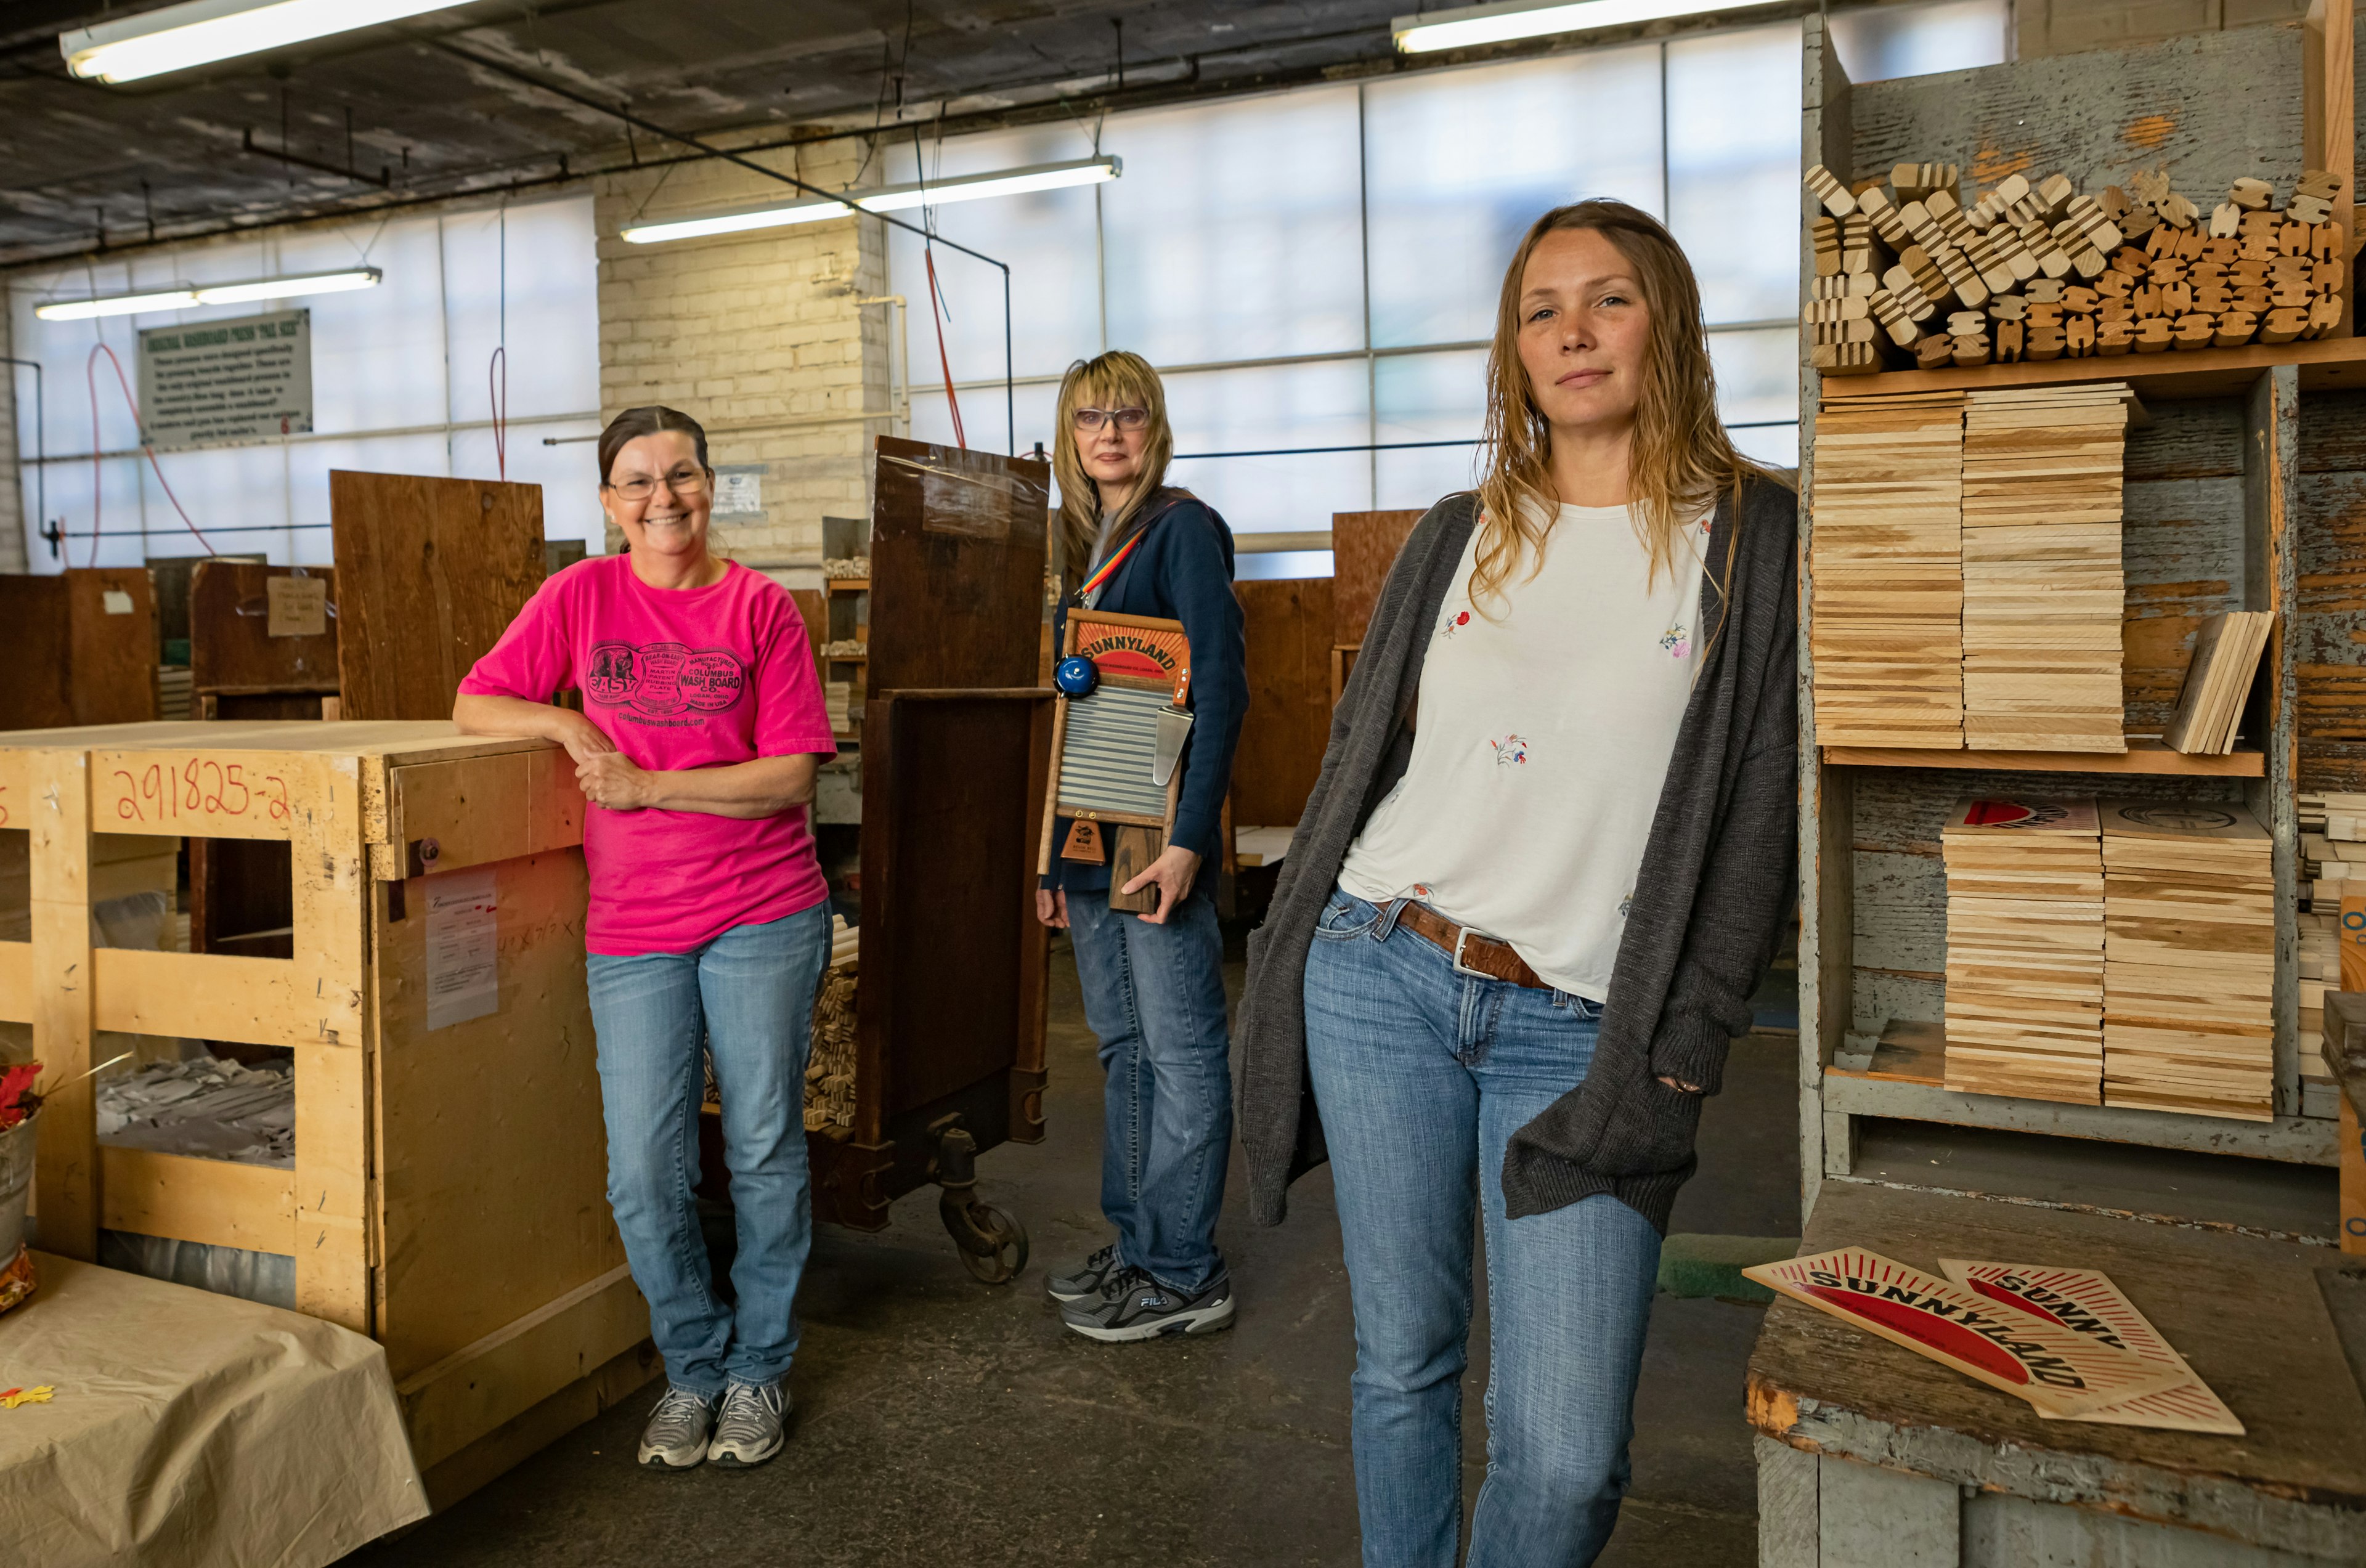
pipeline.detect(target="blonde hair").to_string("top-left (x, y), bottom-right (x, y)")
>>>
top-left (1052, 351), bottom-right (1176, 590)
top-left (1474, 200), bottom-right (1780, 622)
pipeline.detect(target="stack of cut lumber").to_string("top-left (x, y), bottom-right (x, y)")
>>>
top-left (803, 915), bottom-right (860, 1132)
top-left (1943, 796), bottom-right (2105, 1103)
top-left (1958, 386), bottom-right (2131, 752)
top-left (2099, 799), bottom-right (2274, 1120)
top-left (1808, 392), bottom-right (1966, 746)
top-left (1804, 161), bottom-right (2349, 372)
top-left (2162, 610), bottom-right (2274, 754)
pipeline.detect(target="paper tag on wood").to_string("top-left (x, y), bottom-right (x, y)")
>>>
top-left (100, 590), bottom-right (134, 614)
top-left (1938, 1260), bottom-right (2243, 1433)
top-left (267, 575), bottom-right (328, 638)
top-left (1060, 818), bottom-right (1106, 864)
top-left (1744, 1248), bottom-right (2189, 1418)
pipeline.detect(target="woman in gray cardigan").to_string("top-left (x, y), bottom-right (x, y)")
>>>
top-left (1235, 200), bottom-right (1798, 1566)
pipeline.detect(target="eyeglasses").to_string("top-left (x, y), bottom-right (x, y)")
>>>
top-left (606, 468), bottom-right (710, 502)
top-left (1073, 407), bottom-right (1149, 433)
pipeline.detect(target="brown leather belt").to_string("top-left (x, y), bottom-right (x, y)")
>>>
top-left (1396, 903), bottom-right (1550, 989)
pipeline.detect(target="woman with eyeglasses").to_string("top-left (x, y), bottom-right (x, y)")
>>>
top-left (1038, 350), bottom-right (1250, 1342)
top-left (453, 404), bottom-right (837, 1473)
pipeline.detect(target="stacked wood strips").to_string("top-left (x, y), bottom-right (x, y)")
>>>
top-left (2161, 610), bottom-right (2274, 754)
top-left (802, 917), bottom-right (862, 1132)
top-left (1959, 387), bottom-right (2131, 752)
top-left (1803, 161), bottom-right (2349, 372)
top-left (1943, 796), bottom-right (2105, 1104)
top-left (1808, 393), bottom-right (1966, 746)
top-left (2099, 799), bottom-right (2274, 1121)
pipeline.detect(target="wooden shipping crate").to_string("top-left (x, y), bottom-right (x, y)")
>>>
top-left (0, 719), bottom-right (643, 1501)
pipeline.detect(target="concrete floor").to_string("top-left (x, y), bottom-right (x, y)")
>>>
top-left (345, 942), bottom-right (1800, 1567)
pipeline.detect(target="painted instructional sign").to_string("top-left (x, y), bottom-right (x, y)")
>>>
top-left (137, 308), bottom-right (312, 450)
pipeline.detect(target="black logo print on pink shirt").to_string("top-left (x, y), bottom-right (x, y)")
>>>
top-left (586, 642), bottom-right (747, 715)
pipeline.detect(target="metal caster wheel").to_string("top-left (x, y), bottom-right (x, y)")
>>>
top-left (933, 1119), bottom-right (1030, 1285)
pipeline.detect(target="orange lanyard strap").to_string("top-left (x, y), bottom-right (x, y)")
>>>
top-left (1078, 529), bottom-right (1144, 602)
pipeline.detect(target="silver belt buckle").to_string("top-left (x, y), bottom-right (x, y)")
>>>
top-left (1450, 925), bottom-right (1491, 980)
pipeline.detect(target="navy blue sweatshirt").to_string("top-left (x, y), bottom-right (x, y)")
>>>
top-left (1048, 489), bottom-right (1248, 893)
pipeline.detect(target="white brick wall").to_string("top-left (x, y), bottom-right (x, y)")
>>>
top-left (593, 136), bottom-right (895, 579)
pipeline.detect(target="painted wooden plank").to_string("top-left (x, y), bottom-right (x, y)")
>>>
top-left (2250, 367), bottom-right (2304, 1119)
top-left (1855, 968), bottom-right (1945, 1035)
top-left (29, 747), bottom-right (95, 1261)
top-left (1964, 1490), bottom-right (2318, 1566)
top-left (2293, 392), bottom-right (2366, 790)
top-left (1755, 1434), bottom-right (1820, 1568)
top-left (1819, 1455), bottom-right (1959, 1568)
top-left (100, 1145), bottom-right (295, 1256)
top-left (1853, 851), bottom-right (1947, 975)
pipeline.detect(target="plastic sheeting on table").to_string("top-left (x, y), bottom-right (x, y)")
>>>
top-left (0, 1252), bottom-right (425, 1566)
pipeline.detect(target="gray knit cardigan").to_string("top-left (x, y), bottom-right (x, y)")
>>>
top-left (1236, 474), bottom-right (1799, 1234)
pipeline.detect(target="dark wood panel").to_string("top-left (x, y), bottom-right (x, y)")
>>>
top-left (188, 559), bottom-right (339, 694)
top-left (330, 471), bottom-right (545, 720)
top-left (0, 574), bottom-right (73, 729)
top-left (866, 436), bottom-right (1049, 697)
top-left (0, 569), bottom-right (160, 729)
top-left (1331, 509), bottom-right (1423, 648)
top-left (1234, 576), bottom-right (1334, 830)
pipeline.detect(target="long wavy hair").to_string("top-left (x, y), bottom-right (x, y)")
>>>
top-left (1052, 350), bottom-right (1176, 591)
top-left (1474, 200), bottom-right (1779, 630)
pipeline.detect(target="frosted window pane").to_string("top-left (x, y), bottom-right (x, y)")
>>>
top-left (1829, 0), bottom-right (2006, 84)
top-left (1364, 48), bottom-right (1664, 350)
top-left (1710, 327), bottom-right (1798, 429)
top-left (885, 124), bottom-right (1104, 385)
top-left (1237, 549), bottom-right (1336, 583)
top-left (1374, 348), bottom-right (1489, 513)
top-left (270, 215), bottom-right (450, 433)
top-left (1667, 23), bottom-right (1802, 325)
top-left (1161, 360), bottom-right (1370, 548)
top-left (449, 420), bottom-right (606, 550)
top-left (906, 379), bottom-right (1063, 466)
top-left (1101, 86), bottom-right (1365, 365)
top-left (1732, 423), bottom-right (1799, 471)
top-left (442, 198), bottom-right (602, 424)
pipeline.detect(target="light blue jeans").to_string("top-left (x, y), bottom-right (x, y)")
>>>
top-left (1304, 888), bottom-right (1663, 1568)
top-left (1065, 885), bottom-right (1234, 1293)
top-left (584, 903), bottom-right (831, 1397)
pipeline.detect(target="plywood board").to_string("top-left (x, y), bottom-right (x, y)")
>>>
top-left (1234, 576), bottom-right (1333, 831)
top-left (1331, 509), bottom-right (1423, 648)
top-left (330, 471), bottom-right (546, 721)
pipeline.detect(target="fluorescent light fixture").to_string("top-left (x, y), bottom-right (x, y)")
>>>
top-left (1393, 0), bottom-right (1726, 52)
top-left (622, 156), bottom-right (1122, 245)
top-left (36, 267), bottom-right (383, 320)
top-left (62, 0), bottom-right (454, 84)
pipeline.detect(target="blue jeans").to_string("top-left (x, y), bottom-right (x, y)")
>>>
top-left (1304, 888), bottom-right (1663, 1568)
top-left (1065, 885), bottom-right (1233, 1293)
top-left (585, 903), bottom-right (831, 1397)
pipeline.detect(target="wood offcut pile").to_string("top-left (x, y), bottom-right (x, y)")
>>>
top-left (1810, 386), bottom-right (2131, 752)
top-left (1940, 795), bottom-right (2275, 1118)
top-left (701, 916), bottom-right (861, 1132)
top-left (1805, 161), bottom-right (2348, 373)
top-left (2099, 798), bottom-right (2274, 1121)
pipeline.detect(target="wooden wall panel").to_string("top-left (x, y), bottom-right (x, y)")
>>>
top-left (2122, 399), bottom-right (2248, 736)
top-left (867, 437), bottom-right (1049, 696)
top-left (189, 560), bottom-right (340, 694)
top-left (330, 472), bottom-right (545, 721)
top-left (2298, 389), bottom-right (2366, 790)
top-left (0, 571), bottom-right (159, 730)
top-left (1235, 576), bottom-right (1334, 831)
top-left (1331, 510), bottom-right (1423, 648)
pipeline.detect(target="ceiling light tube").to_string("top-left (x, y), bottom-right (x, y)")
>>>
top-left (622, 156), bottom-right (1121, 245)
top-left (35, 267), bottom-right (382, 320)
top-left (1393, 0), bottom-right (1730, 53)
top-left (62, 0), bottom-right (457, 84)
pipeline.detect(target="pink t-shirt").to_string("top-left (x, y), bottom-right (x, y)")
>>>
top-left (459, 555), bottom-right (836, 956)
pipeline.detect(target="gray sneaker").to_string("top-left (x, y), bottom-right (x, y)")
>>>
top-left (707, 1380), bottom-right (791, 1468)
top-left (1061, 1265), bottom-right (1237, 1343)
top-left (1046, 1243), bottom-right (1122, 1304)
top-left (636, 1386), bottom-right (716, 1469)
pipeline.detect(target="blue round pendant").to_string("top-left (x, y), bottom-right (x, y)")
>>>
top-left (1054, 656), bottom-right (1099, 696)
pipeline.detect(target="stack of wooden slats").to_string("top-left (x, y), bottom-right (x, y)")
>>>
top-left (2099, 798), bottom-right (2274, 1120)
top-left (1943, 796), bottom-right (2105, 1103)
top-left (1808, 392), bottom-right (1967, 747)
top-left (1959, 386), bottom-right (2131, 752)
top-left (1804, 162), bottom-right (2349, 372)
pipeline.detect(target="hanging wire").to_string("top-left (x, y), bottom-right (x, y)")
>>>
top-left (84, 343), bottom-right (216, 564)
top-left (912, 124), bottom-right (964, 447)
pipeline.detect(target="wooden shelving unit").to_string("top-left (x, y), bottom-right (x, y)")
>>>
top-left (1795, 18), bottom-right (2362, 1201)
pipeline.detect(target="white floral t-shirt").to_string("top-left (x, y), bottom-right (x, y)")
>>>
top-left (1336, 501), bottom-right (1707, 999)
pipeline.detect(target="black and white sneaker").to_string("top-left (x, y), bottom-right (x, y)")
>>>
top-left (1060, 1265), bottom-right (1236, 1342)
top-left (1046, 1243), bottom-right (1122, 1304)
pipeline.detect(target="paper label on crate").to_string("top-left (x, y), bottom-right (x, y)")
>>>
top-left (101, 590), bottom-right (134, 615)
top-left (266, 575), bottom-right (328, 638)
top-left (425, 867), bottom-right (499, 1031)
top-left (1938, 1260), bottom-right (2242, 1433)
top-left (1744, 1248), bottom-right (2188, 1418)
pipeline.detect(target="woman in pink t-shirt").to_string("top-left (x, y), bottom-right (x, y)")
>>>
top-left (455, 405), bottom-right (836, 1474)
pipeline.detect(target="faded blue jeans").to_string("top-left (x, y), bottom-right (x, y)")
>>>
top-left (585, 902), bottom-right (831, 1397)
top-left (1065, 885), bottom-right (1233, 1293)
top-left (1304, 888), bottom-right (1663, 1568)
